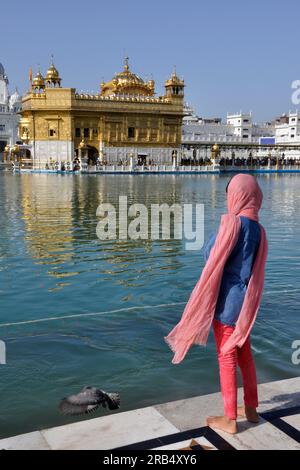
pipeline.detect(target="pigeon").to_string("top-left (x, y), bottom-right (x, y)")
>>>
top-left (59, 386), bottom-right (120, 416)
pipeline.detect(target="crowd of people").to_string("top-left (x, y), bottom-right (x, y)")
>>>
top-left (67, 154), bottom-right (300, 170)
top-left (181, 156), bottom-right (300, 167)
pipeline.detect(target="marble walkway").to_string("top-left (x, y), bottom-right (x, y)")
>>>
top-left (0, 377), bottom-right (299, 450)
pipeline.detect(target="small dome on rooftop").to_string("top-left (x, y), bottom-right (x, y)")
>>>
top-left (33, 69), bottom-right (45, 89)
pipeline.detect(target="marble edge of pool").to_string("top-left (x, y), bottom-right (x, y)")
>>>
top-left (0, 376), bottom-right (299, 450)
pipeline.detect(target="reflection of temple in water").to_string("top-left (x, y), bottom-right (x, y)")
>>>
top-left (19, 174), bottom-right (198, 285)
top-left (21, 175), bottom-right (181, 244)
top-left (20, 174), bottom-right (75, 268)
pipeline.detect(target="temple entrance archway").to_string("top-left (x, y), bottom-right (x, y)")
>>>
top-left (75, 145), bottom-right (98, 164)
top-left (87, 146), bottom-right (98, 165)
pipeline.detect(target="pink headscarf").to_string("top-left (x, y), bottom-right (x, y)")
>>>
top-left (165, 173), bottom-right (268, 364)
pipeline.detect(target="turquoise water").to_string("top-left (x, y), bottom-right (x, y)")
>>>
top-left (0, 172), bottom-right (299, 438)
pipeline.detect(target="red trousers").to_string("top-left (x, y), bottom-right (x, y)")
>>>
top-left (213, 319), bottom-right (258, 420)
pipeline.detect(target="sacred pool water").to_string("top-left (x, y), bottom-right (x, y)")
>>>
top-left (0, 172), bottom-right (299, 437)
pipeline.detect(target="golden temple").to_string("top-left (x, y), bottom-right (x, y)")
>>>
top-left (19, 58), bottom-right (185, 166)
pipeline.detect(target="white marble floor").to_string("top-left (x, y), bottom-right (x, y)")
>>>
top-left (0, 377), bottom-right (299, 450)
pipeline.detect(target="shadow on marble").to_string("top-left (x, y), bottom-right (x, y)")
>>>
top-left (216, 417), bottom-right (300, 450)
top-left (259, 391), bottom-right (300, 412)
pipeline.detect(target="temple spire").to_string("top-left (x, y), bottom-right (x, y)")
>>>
top-left (124, 56), bottom-right (129, 72)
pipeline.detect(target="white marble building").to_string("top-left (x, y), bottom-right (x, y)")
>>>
top-left (226, 112), bottom-right (253, 141)
top-left (0, 62), bottom-right (22, 158)
top-left (182, 105), bottom-right (300, 160)
top-left (182, 106), bottom-right (275, 160)
top-left (275, 112), bottom-right (300, 143)
top-left (183, 106), bottom-right (275, 145)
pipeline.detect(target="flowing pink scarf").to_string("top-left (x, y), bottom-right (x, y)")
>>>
top-left (165, 173), bottom-right (268, 364)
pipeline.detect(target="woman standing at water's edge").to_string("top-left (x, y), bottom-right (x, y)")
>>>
top-left (165, 173), bottom-right (268, 434)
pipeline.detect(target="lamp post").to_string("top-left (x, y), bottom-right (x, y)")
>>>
top-left (3, 144), bottom-right (10, 162)
top-left (211, 143), bottom-right (220, 167)
top-left (99, 140), bottom-right (104, 164)
top-left (172, 149), bottom-right (177, 169)
top-left (232, 151), bottom-right (235, 167)
top-left (129, 152), bottom-right (134, 171)
top-left (249, 151), bottom-right (253, 168)
top-left (268, 151), bottom-right (272, 169)
top-left (276, 150), bottom-right (280, 170)
top-left (66, 132), bottom-right (71, 165)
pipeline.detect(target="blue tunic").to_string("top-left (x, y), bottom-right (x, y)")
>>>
top-left (203, 216), bottom-right (261, 326)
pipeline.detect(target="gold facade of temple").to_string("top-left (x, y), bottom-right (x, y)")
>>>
top-left (20, 59), bottom-right (185, 164)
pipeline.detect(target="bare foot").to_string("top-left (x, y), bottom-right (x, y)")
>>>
top-left (237, 405), bottom-right (260, 423)
top-left (206, 415), bottom-right (237, 434)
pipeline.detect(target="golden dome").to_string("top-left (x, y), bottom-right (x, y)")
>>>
top-left (45, 58), bottom-right (61, 87)
top-left (32, 69), bottom-right (45, 89)
top-left (46, 64), bottom-right (60, 80)
top-left (100, 57), bottom-right (155, 97)
top-left (165, 67), bottom-right (185, 88)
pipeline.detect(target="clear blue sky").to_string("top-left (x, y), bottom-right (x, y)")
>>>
top-left (2, 0), bottom-right (300, 122)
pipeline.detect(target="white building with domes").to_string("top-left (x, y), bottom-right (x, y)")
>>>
top-left (0, 62), bottom-right (22, 159)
